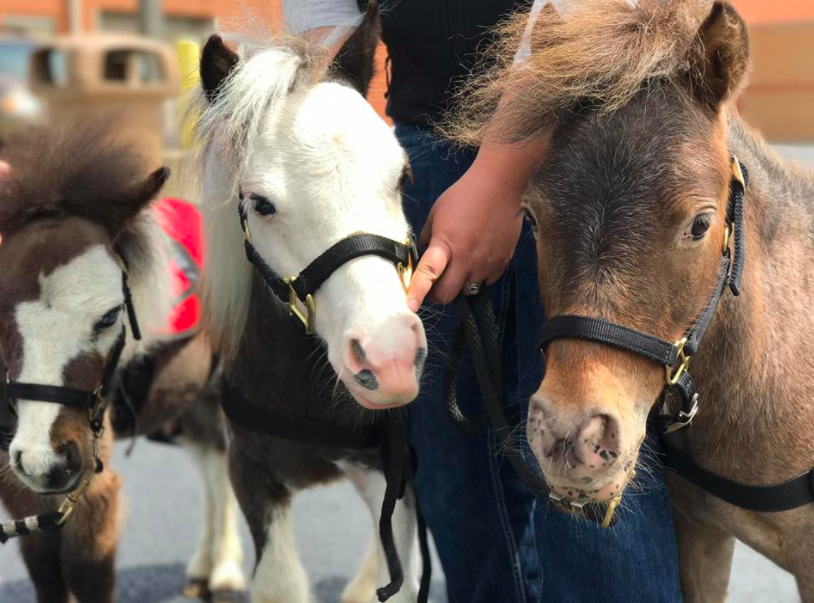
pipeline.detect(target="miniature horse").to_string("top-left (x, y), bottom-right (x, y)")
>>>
top-left (452, 0), bottom-right (814, 599)
top-left (0, 126), bottom-right (245, 603)
top-left (195, 4), bottom-right (426, 602)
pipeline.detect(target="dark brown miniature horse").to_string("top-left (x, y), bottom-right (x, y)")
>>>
top-left (0, 125), bottom-right (245, 603)
top-left (452, 0), bottom-right (814, 600)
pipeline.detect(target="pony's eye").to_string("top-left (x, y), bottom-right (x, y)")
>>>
top-left (94, 307), bottom-right (122, 332)
top-left (685, 214), bottom-right (712, 241)
top-left (523, 208), bottom-right (539, 235)
top-left (250, 194), bottom-right (276, 217)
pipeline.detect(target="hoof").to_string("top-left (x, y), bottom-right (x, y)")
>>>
top-left (182, 578), bottom-right (210, 600)
top-left (211, 589), bottom-right (245, 603)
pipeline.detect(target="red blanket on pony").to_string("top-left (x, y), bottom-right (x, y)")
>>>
top-left (154, 197), bottom-right (204, 336)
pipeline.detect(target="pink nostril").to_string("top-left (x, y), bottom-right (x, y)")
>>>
top-left (574, 414), bottom-right (620, 467)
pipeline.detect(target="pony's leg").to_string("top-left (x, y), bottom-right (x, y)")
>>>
top-left (18, 532), bottom-right (69, 603)
top-left (343, 466), bottom-right (419, 603)
top-left (250, 504), bottom-right (310, 603)
top-left (62, 468), bottom-right (121, 603)
top-left (229, 444), bottom-right (310, 603)
top-left (341, 536), bottom-right (379, 603)
top-left (672, 504), bottom-right (734, 603)
top-left (182, 443), bottom-right (217, 598)
top-left (205, 448), bottom-right (246, 599)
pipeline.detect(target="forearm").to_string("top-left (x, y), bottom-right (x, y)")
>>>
top-left (469, 136), bottom-right (549, 198)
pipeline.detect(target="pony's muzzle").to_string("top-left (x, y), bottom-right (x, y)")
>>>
top-left (343, 313), bottom-right (426, 408)
top-left (11, 440), bottom-right (83, 494)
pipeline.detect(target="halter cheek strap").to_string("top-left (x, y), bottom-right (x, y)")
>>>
top-left (238, 202), bottom-right (417, 334)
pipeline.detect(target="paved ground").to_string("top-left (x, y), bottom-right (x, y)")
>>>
top-left (1, 144), bottom-right (812, 603)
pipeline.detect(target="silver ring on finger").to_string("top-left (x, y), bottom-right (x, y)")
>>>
top-left (463, 280), bottom-right (482, 296)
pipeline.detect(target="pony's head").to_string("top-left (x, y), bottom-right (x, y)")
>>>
top-left (196, 4), bottom-right (426, 409)
top-left (0, 124), bottom-right (170, 493)
top-left (451, 0), bottom-right (750, 504)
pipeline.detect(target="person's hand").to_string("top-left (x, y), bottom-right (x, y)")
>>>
top-left (407, 161), bottom-right (525, 311)
top-left (406, 136), bottom-right (549, 311)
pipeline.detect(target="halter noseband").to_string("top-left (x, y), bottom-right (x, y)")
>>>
top-left (539, 156), bottom-right (748, 434)
top-left (238, 196), bottom-right (417, 334)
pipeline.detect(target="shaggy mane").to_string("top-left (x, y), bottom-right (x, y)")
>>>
top-left (445, 0), bottom-right (715, 145)
top-left (0, 121), bottom-right (173, 356)
top-left (0, 121), bottom-right (150, 235)
top-left (191, 33), bottom-right (326, 177)
top-left (191, 33), bottom-right (329, 355)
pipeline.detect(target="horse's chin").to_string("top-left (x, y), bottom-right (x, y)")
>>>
top-left (547, 467), bottom-right (633, 505)
top-left (14, 471), bottom-right (82, 496)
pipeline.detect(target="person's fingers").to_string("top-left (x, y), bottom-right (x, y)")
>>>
top-left (428, 262), bottom-right (471, 304)
top-left (0, 160), bottom-right (10, 181)
top-left (407, 240), bottom-right (451, 312)
top-left (418, 208), bottom-right (436, 247)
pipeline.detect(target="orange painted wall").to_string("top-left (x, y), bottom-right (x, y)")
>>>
top-left (730, 0), bottom-right (814, 25)
top-left (2, 1), bottom-right (811, 125)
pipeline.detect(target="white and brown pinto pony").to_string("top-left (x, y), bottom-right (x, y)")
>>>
top-left (0, 125), bottom-right (245, 603)
top-left (195, 5), bottom-right (426, 603)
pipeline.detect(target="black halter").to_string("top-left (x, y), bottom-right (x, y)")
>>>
top-left (539, 157), bottom-right (748, 435)
top-left (237, 197), bottom-right (417, 334)
top-left (3, 270), bottom-right (141, 441)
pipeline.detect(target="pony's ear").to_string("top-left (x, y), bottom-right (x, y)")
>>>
top-left (689, 2), bottom-right (750, 109)
top-left (328, 1), bottom-right (382, 96)
top-left (201, 35), bottom-right (239, 102)
top-left (113, 167), bottom-right (170, 232)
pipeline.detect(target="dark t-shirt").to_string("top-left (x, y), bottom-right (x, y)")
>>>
top-left (358, 0), bottom-right (530, 127)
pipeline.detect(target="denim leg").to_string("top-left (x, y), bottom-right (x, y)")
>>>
top-left (397, 123), bottom-right (540, 603)
top-left (533, 434), bottom-right (682, 603)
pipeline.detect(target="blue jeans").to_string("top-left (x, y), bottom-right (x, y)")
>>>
top-left (397, 123), bottom-right (683, 603)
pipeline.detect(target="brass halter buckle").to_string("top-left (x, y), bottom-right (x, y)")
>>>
top-left (665, 337), bottom-right (690, 386)
top-left (284, 277), bottom-right (316, 335)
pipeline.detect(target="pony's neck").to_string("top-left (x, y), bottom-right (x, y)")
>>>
top-left (117, 208), bottom-right (175, 360)
top-left (687, 113), bottom-right (814, 477)
top-left (227, 274), bottom-right (372, 428)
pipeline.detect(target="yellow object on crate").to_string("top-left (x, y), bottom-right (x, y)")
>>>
top-left (177, 40), bottom-right (201, 151)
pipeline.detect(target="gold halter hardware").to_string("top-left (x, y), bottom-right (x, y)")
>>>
top-left (56, 473), bottom-right (94, 526)
top-left (397, 250), bottom-right (414, 293)
top-left (284, 276), bottom-right (316, 335)
top-left (602, 495), bottom-right (622, 529)
top-left (665, 336), bottom-right (690, 386)
top-left (601, 469), bottom-right (637, 528)
top-left (722, 225), bottom-right (731, 254)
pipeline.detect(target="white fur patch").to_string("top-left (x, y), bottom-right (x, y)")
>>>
top-left (10, 246), bottom-right (124, 478)
top-left (252, 506), bottom-right (311, 603)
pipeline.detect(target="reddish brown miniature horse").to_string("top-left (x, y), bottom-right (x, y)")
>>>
top-left (452, 0), bottom-right (814, 600)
